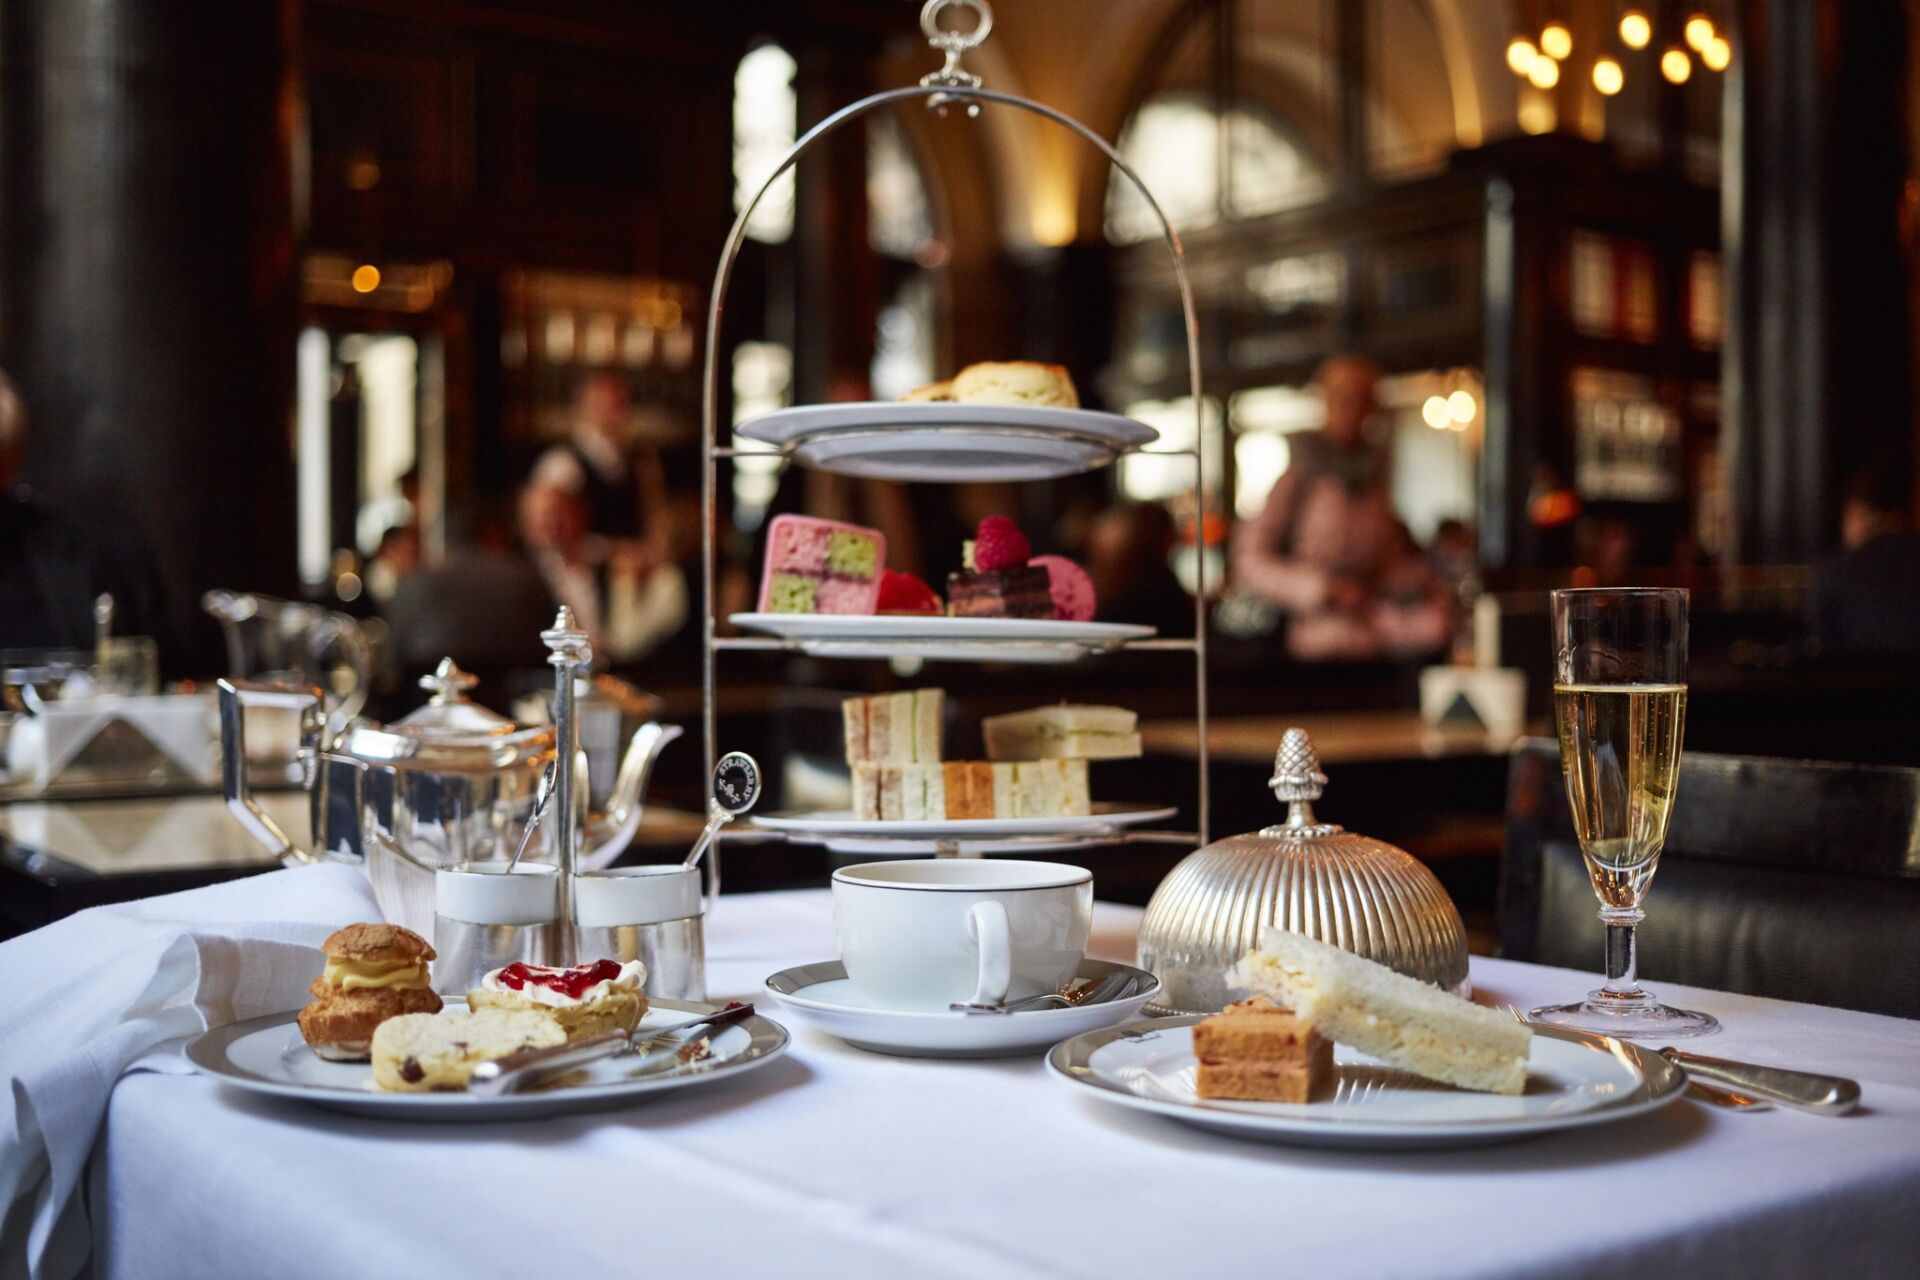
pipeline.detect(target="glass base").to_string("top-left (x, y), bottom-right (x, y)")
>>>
top-left (1527, 989), bottom-right (1720, 1040)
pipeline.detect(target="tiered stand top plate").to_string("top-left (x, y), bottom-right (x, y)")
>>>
top-left (732, 402), bottom-right (1161, 482)
top-left (726, 613), bottom-right (1164, 665)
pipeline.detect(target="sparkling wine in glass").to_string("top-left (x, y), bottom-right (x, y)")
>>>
top-left (1529, 588), bottom-right (1719, 1039)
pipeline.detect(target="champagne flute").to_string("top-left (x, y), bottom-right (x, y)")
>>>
top-left (1529, 588), bottom-right (1719, 1038)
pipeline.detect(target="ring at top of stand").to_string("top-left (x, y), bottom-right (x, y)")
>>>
top-left (919, 0), bottom-right (993, 113)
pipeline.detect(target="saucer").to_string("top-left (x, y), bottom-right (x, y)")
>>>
top-left (762, 958), bottom-right (1159, 1058)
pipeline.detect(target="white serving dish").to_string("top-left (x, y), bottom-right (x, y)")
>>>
top-left (749, 801), bottom-right (1178, 842)
top-left (1048, 1016), bottom-right (1687, 1150)
top-left (183, 997), bottom-right (789, 1122)
top-left (733, 402), bottom-right (1160, 482)
top-left (728, 614), bottom-right (1157, 665)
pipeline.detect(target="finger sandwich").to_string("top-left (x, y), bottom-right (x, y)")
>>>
top-left (1229, 928), bottom-right (1531, 1096)
top-left (843, 688), bottom-right (944, 765)
top-left (982, 705), bottom-right (1141, 762)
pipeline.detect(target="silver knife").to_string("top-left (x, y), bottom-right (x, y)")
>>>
top-left (467, 1003), bottom-right (755, 1097)
top-left (1659, 1047), bottom-right (1861, 1116)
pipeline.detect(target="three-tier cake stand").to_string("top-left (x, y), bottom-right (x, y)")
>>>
top-left (700, 0), bottom-right (1211, 878)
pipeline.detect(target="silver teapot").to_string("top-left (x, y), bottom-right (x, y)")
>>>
top-left (218, 655), bottom-right (681, 929)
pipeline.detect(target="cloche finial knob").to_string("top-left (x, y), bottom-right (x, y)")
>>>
top-left (1269, 728), bottom-right (1327, 802)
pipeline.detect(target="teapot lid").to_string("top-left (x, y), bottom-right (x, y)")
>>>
top-left (390, 659), bottom-right (518, 739)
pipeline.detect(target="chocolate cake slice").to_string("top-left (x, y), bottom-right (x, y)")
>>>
top-left (946, 566), bottom-right (1054, 618)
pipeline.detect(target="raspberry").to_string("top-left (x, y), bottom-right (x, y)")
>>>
top-left (876, 570), bottom-right (942, 615)
top-left (972, 515), bottom-right (1032, 571)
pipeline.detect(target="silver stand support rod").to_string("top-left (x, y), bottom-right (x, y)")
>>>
top-left (541, 607), bottom-right (592, 966)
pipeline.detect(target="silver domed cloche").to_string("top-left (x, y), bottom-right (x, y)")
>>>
top-left (1137, 727), bottom-right (1470, 1014)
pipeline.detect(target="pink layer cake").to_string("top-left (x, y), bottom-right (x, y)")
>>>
top-left (757, 514), bottom-right (887, 614)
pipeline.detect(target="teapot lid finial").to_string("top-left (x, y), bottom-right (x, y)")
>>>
top-left (419, 657), bottom-right (479, 705)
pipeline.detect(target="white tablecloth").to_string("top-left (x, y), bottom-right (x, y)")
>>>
top-left (95, 890), bottom-right (1920, 1279)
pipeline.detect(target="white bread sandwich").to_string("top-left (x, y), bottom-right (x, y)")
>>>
top-left (843, 688), bottom-right (944, 766)
top-left (1228, 928), bottom-right (1531, 1096)
top-left (981, 704), bottom-right (1141, 761)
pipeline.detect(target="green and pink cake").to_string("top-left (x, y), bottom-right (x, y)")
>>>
top-left (757, 514), bottom-right (887, 614)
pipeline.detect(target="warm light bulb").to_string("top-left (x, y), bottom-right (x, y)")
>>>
top-left (1684, 15), bottom-right (1715, 52)
top-left (351, 264), bottom-right (381, 293)
top-left (1702, 35), bottom-right (1731, 72)
top-left (1593, 57), bottom-right (1625, 96)
top-left (1661, 46), bottom-right (1693, 84)
top-left (1422, 396), bottom-right (1452, 430)
top-left (1447, 390), bottom-right (1477, 424)
top-left (1507, 37), bottom-right (1538, 76)
top-left (1620, 10), bottom-right (1652, 50)
top-left (1541, 23), bottom-right (1573, 61)
top-left (1528, 56), bottom-right (1561, 90)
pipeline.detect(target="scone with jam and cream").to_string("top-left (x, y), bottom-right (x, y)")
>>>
top-left (466, 959), bottom-right (647, 1042)
top-left (371, 1009), bottom-right (565, 1092)
top-left (298, 924), bottom-right (443, 1061)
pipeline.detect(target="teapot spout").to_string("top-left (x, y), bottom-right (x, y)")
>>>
top-left (580, 721), bottom-right (683, 870)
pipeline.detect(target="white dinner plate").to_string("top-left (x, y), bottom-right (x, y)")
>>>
top-left (750, 801), bottom-right (1179, 841)
top-left (733, 402), bottom-right (1160, 482)
top-left (184, 998), bottom-right (790, 1122)
top-left (765, 958), bottom-right (1159, 1058)
top-left (1048, 1016), bottom-right (1687, 1150)
top-left (728, 613), bottom-right (1160, 665)
top-left (730, 613), bottom-right (1157, 645)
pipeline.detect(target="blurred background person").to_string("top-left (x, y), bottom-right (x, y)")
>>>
top-left (1229, 355), bottom-right (1450, 662)
top-left (517, 471), bottom-right (687, 666)
top-left (0, 368), bottom-right (170, 657)
top-left (1808, 467), bottom-right (1920, 658)
top-left (533, 372), bottom-right (673, 569)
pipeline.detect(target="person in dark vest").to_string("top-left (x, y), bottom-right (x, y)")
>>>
top-left (516, 471), bottom-right (687, 667)
top-left (531, 373), bottom-right (672, 566)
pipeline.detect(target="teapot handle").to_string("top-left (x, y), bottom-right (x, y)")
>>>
top-left (218, 678), bottom-right (328, 866)
top-left (578, 722), bottom-right (684, 871)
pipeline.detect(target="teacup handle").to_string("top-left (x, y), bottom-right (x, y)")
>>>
top-left (964, 900), bottom-right (1012, 1007)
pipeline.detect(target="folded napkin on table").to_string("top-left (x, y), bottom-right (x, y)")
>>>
top-left (0, 863), bottom-right (381, 1280)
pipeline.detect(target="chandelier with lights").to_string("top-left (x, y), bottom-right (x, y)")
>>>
top-left (1506, 4), bottom-right (1731, 99)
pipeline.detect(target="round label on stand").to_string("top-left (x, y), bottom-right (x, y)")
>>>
top-left (714, 752), bottom-right (761, 814)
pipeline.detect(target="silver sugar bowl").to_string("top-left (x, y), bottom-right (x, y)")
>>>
top-left (1138, 727), bottom-right (1470, 1014)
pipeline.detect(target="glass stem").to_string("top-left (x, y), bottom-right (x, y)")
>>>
top-left (1599, 907), bottom-right (1644, 999)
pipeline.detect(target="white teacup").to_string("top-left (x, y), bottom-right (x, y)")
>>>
top-left (832, 860), bottom-right (1093, 1012)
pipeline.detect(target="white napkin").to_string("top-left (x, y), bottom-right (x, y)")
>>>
top-left (0, 864), bottom-right (380, 1280)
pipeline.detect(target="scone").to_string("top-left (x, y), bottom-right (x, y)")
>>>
top-left (900, 378), bottom-right (955, 403)
top-left (952, 361), bottom-right (1079, 408)
top-left (371, 1009), bottom-right (565, 1092)
top-left (297, 923), bottom-right (442, 1061)
top-left (466, 959), bottom-right (647, 1042)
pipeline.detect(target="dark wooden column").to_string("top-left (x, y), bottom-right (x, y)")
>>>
top-left (1724, 0), bottom-right (1913, 562)
top-left (0, 0), bottom-right (300, 666)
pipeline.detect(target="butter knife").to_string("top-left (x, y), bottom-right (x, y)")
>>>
top-left (1659, 1047), bottom-right (1861, 1116)
top-left (468, 1002), bottom-right (754, 1097)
